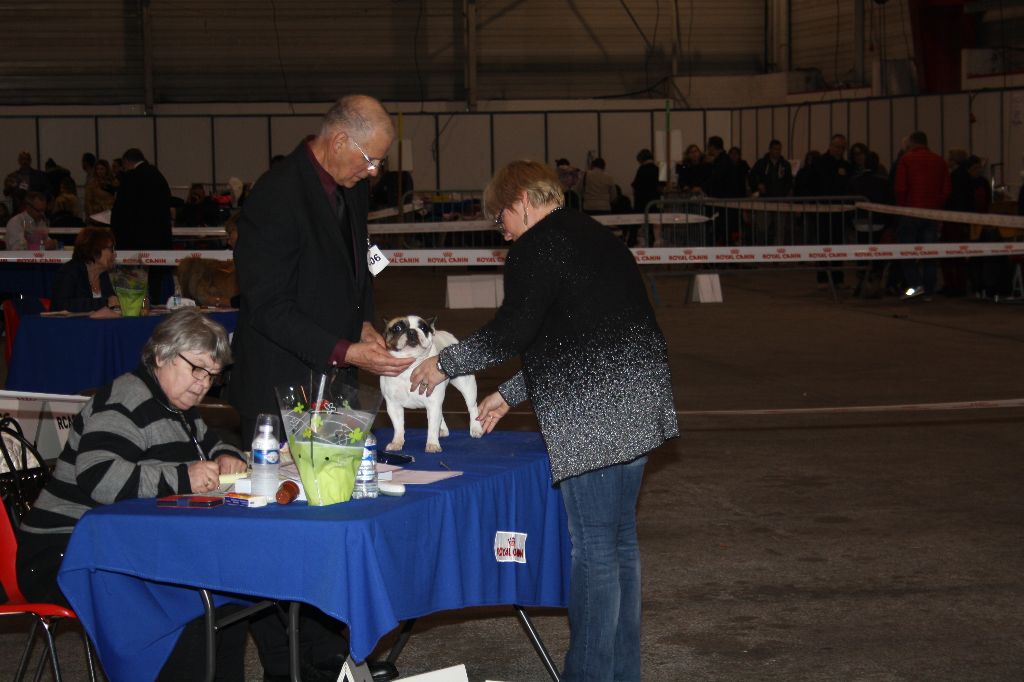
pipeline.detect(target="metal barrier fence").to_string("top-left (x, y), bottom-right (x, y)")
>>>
top-left (375, 189), bottom-right (504, 249)
top-left (641, 195), bottom-right (876, 249)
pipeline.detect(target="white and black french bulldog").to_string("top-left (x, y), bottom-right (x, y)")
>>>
top-left (380, 315), bottom-right (484, 452)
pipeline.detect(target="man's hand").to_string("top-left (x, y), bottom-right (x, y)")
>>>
top-left (216, 454), bottom-right (247, 475)
top-left (476, 392), bottom-right (510, 434)
top-left (360, 321), bottom-right (386, 348)
top-left (345, 341), bottom-right (413, 376)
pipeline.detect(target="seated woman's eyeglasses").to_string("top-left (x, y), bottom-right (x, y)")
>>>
top-left (493, 209), bottom-right (504, 231)
top-left (177, 354), bottom-right (224, 386)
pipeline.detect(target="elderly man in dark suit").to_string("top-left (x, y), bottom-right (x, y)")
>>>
top-left (231, 93), bottom-right (413, 681)
top-left (111, 147), bottom-right (173, 301)
top-left (232, 94), bottom-right (412, 435)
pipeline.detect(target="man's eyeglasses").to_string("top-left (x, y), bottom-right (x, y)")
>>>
top-left (177, 353), bottom-right (224, 386)
top-left (351, 138), bottom-right (385, 172)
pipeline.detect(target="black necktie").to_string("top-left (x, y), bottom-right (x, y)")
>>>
top-left (334, 187), bottom-right (354, 262)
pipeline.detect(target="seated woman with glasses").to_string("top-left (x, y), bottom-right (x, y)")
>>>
top-left (51, 227), bottom-right (119, 312)
top-left (16, 308), bottom-right (250, 679)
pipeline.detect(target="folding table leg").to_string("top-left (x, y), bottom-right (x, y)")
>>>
top-left (200, 589), bottom-right (217, 682)
top-left (514, 606), bottom-right (560, 682)
top-left (82, 630), bottom-right (97, 682)
top-left (384, 618), bottom-right (417, 666)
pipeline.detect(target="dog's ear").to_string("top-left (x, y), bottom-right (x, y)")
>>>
top-left (382, 317), bottom-right (390, 332)
top-left (427, 316), bottom-right (437, 330)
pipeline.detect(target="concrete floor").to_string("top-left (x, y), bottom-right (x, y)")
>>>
top-left (2, 267), bottom-right (1022, 681)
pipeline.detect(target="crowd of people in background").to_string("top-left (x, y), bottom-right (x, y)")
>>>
top-left (1, 149), bottom-right (244, 253)
top-left (1, 129), bottom-right (1019, 301)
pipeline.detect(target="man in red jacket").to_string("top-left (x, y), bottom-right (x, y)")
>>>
top-left (894, 131), bottom-right (951, 298)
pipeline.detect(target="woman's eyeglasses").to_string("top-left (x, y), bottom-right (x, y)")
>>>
top-left (493, 209), bottom-right (505, 232)
top-left (177, 354), bottom-right (224, 386)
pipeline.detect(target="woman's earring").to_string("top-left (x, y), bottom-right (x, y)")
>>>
top-left (523, 207), bottom-right (529, 226)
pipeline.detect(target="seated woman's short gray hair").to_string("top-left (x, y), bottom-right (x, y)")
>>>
top-left (141, 308), bottom-right (232, 371)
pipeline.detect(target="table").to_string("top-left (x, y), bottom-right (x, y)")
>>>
top-left (5, 310), bottom-right (238, 394)
top-left (57, 429), bottom-right (570, 682)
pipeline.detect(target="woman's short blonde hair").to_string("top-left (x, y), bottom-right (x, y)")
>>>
top-left (483, 160), bottom-right (563, 220)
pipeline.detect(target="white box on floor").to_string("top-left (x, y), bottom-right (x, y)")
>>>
top-left (446, 274), bottom-right (504, 309)
top-left (397, 664), bottom-right (469, 681)
top-left (689, 273), bottom-right (723, 303)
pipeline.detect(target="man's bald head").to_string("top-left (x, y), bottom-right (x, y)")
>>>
top-left (314, 94), bottom-right (395, 188)
top-left (320, 95), bottom-right (394, 142)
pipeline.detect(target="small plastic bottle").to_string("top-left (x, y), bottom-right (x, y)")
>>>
top-left (251, 421), bottom-right (280, 499)
top-left (352, 433), bottom-right (379, 499)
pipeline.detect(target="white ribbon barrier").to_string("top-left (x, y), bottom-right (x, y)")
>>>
top-left (1, 242), bottom-right (1022, 266)
top-left (855, 202), bottom-right (1024, 230)
top-left (701, 199), bottom-right (856, 213)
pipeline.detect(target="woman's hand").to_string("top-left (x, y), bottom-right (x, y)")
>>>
top-left (409, 356), bottom-right (448, 397)
top-left (188, 460), bottom-right (221, 493)
top-left (106, 295), bottom-right (119, 308)
top-left (216, 454), bottom-right (247, 475)
top-left (88, 307), bottom-right (121, 319)
top-left (476, 391), bottom-right (510, 434)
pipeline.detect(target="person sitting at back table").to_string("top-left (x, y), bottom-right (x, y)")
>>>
top-left (51, 227), bottom-right (119, 313)
top-left (50, 176), bottom-right (85, 228)
top-left (84, 159), bottom-right (117, 220)
top-left (581, 157), bottom-right (617, 215)
top-left (5, 190), bottom-right (56, 250)
top-left (15, 309), bottom-right (253, 680)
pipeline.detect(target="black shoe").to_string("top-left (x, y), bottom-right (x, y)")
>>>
top-left (369, 661), bottom-right (400, 681)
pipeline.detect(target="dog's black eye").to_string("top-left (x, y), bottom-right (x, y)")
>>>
top-left (390, 321), bottom-right (407, 333)
top-left (418, 322), bottom-right (431, 335)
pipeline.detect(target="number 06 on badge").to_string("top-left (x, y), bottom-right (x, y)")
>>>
top-left (367, 243), bottom-right (389, 276)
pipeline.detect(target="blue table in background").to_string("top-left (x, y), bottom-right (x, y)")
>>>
top-left (57, 429), bottom-right (570, 682)
top-left (0, 263), bottom-right (57, 298)
top-left (5, 310), bottom-right (238, 394)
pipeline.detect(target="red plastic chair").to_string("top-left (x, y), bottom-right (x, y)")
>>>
top-left (2, 296), bottom-right (51, 366)
top-left (0, 507), bottom-right (96, 682)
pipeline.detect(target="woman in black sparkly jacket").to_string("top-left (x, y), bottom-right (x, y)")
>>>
top-left (412, 160), bottom-right (678, 682)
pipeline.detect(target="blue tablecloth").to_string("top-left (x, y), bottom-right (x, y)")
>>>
top-left (5, 310), bottom-right (238, 394)
top-left (57, 429), bottom-right (570, 682)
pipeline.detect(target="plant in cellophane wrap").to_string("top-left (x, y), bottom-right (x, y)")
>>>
top-left (275, 373), bottom-right (381, 506)
top-left (109, 266), bottom-right (148, 317)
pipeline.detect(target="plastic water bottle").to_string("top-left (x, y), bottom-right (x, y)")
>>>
top-left (352, 433), bottom-right (378, 499)
top-left (250, 417), bottom-right (280, 499)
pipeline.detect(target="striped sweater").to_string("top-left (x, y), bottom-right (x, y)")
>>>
top-left (19, 366), bottom-right (242, 541)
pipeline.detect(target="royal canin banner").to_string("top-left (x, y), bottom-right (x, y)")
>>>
top-left (0, 243), bottom-right (1021, 266)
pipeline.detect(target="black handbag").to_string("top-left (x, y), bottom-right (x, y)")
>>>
top-left (0, 416), bottom-right (50, 528)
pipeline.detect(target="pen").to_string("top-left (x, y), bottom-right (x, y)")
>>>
top-left (439, 460), bottom-right (451, 471)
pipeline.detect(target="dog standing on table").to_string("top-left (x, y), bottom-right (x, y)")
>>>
top-left (380, 315), bottom-right (484, 452)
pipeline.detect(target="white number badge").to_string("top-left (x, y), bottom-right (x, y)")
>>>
top-left (367, 243), bottom-right (389, 276)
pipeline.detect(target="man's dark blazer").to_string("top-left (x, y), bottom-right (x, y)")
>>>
top-left (229, 140), bottom-right (375, 420)
top-left (110, 161), bottom-right (173, 250)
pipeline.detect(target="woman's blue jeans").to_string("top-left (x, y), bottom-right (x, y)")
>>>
top-left (559, 455), bottom-right (647, 682)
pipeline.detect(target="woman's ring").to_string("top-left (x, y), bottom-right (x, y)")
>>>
top-left (420, 381), bottom-right (428, 388)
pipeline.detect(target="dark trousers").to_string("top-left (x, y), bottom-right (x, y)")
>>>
top-left (897, 216), bottom-right (939, 294)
